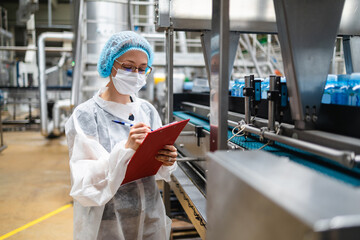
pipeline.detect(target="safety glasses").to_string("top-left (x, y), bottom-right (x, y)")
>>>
top-left (115, 60), bottom-right (152, 76)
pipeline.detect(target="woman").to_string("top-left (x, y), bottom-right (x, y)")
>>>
top-left (65, 31), bottom-right (177, 240)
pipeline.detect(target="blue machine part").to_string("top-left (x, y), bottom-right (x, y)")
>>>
top-left (254, 80), bottom-right (261, 102)
top-left (280, 82), bottom-right (288, 108)
top-left (173, 111), bottom-right (360, 187)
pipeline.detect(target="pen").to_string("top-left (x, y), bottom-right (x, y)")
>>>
top-left (112, 120), bottom-right (134, 127)
top-left (112, 120), bottom-right (153, 131)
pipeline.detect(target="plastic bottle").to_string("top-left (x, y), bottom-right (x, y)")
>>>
top-left (353, 84), bottom-right (360, 106)
top-left (231, 79), bottom-right (240, 97)
top-left (261, 77), bottom-right (269, 99)
top-left (349, 73), bottom-right (360, 106)
top-left (321, 75), bottom-right (336, 104)
top-left (238, 78), bottom-right (245, 97)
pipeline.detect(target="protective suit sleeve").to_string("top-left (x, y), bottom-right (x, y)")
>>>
top-left (66, 110), bottom-right (135, 207)
top-left (155, 162), bottom-right (178, 182)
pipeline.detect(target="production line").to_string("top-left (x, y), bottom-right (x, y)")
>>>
top-left (154, 0), bottom-right (360, 239)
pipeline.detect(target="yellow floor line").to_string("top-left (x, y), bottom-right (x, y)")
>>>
top-left (0, 203), bottom-right (73, 240)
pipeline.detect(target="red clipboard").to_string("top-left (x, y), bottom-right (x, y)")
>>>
top-left (121, 118), bottom-right (190, 185)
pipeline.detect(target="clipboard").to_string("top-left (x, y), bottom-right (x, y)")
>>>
top-left (121, 118), bottom-right (190, 185)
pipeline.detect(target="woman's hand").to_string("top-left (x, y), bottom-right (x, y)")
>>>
top-left (155, 145), bottom-right (177, 166)
top-left (125, 122), bottom-right (151, 151)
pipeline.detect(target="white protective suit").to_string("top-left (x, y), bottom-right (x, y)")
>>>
top-left (65, 88), bottom-right (176, 240)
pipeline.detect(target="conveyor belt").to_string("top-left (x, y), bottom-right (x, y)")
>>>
top-left (174, 111), bottom-right (360, 187)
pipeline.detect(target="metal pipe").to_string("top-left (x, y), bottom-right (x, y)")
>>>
top-left (241, 124), bottom-right (356, 168)
top-left (268, 75), bottom-right (276, 132)
top-left (38, 32), bottom-right (74, 136)
top-left (0, 46), bottom-right (72, 52)
top-left (165, 28), bottom-right (174, 124)
top-left (48, 0), bottom-right (52, 27)
top-left (71, 0), bottom-right (84, 108)
top-left (218, 0), bottom-right (230, 150)
top-left (0, 28), bottom-right (13, 39)
top-left (244, 75), bottom-right (251, 124)
top-left (53, 99), bottom-right (71, 135)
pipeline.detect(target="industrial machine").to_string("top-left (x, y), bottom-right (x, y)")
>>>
top-left (154, 0), bottom-right (360, 239)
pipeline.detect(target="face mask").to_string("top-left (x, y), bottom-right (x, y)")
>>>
top-left (111, 68), bottom-right (147, 95)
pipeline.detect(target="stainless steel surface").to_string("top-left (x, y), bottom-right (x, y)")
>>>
top-left (164, 29), bottom-right (174, 216)
top-left (169, 167), bottom-right (206, 239)
top-left (157, 0), bottom-right (360, 35)
top-left (217, 0), bottom-right (230, 150)
top-left (154, 0), bottom-right (170, 30)
top-left (174, 115), bottom-right (209, 171)
top-left (244, 76), bottom-right (251, 124)
top-left (71, 0), bottom-right (84, 107)
top-left (208, 0), bottom-right (220, 152)
top-left (38, 32), bottom-right (74, 136)
top-left (241, 124), bottom-right (357, 168)
top-left (165, 28), bottom-right (174, 123)
top-left (273, 0), bottom-right (345, 129)
top-left (86, 1), bottom-right (128, 56)
top-left (206, 150), bottom-right (360, 240)
top-left (268, 75), bottom-right (275, 132)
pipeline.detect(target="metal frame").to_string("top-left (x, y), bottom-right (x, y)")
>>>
top-left (207, 150), bottom-right (360, 240)
top-left (155, 0), bottom-right (360, 35)
top-left (38, 32), bottom-right (74, 136)
top-left (273, 0), bottom-right (345, 129)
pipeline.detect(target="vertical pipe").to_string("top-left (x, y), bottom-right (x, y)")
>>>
top-left (268, 75), bottom-right (276, 132)
top-left (71, 0), bottom-right (84, 107)
top-left (218, 0), bottom-right (230, 150)
top-left (244, 75), bottom-right (251, 124)
top-left (164, 28), bottom-right (174, 216)
top-left (343, 36), bottom-right (354, 74)
top-left (331, 45), bottom-right (337, 75)
top-left (38, 32), bottom-right (74, 136)
top-left (165, 28), bottom-right (174, 124)
top-left (48, 0), bottom-right (52, 27)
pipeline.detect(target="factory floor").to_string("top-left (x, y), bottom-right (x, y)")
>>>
top-left (0, 131), bottom-right (72, 239)
top-left (0, 131), bottom-right (200, 240)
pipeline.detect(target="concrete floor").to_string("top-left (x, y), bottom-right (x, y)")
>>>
top-left (0, 131), bottom-right (73, 239)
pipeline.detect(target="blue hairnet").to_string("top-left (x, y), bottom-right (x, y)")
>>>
top-left (97, 31), bottom-right (154, 78)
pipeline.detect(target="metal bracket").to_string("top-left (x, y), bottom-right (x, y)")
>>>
top-left (195, 126), bottom-right (205, 147)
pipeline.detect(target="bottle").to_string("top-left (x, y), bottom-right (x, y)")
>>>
top-left (261, 77), bottom-right (269, 99)
top-left (322, 80), bottom-right (334, 104)
top-left (320, 75), bottom-right (336, 104)
top-left (338, 74), bottom-right (351, 105)
top-left (353, 84), bottom-right (360, 106)
top-left (238, 78), bottom-right (245, 97)
top-left (349, 74), bottom-right (360, 106)
top-left (231, 79), bottom-right (240, 97)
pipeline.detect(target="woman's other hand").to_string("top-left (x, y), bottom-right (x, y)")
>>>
top-left (155, 145), bottom-right (177, 166)
top-left (125, 122), bottom-right (151, 151)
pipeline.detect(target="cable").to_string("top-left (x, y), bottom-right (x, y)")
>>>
top-left (227, 125), bottom-right (246, 142)
top-left (257, 141), bottom-right (270, 150)
top-left (257, 126), bottom-right (281, 150)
